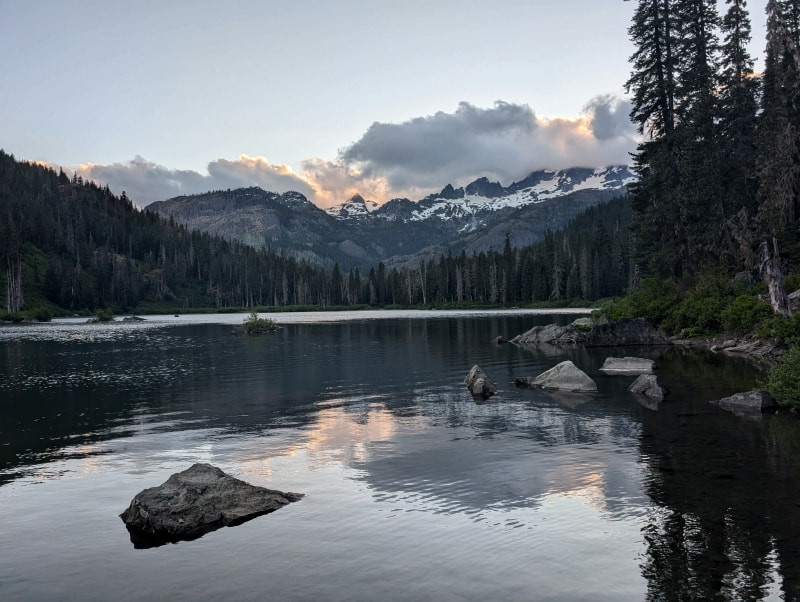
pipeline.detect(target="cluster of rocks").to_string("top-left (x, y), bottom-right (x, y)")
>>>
top-left (475, 316), bottom-right (778, 416)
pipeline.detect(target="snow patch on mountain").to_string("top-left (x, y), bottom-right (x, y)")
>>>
top-left (325, 194), bottom-right (379, 219)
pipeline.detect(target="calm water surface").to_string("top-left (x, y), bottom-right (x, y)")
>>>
top-left (1, 310), bottom-right (799, 601)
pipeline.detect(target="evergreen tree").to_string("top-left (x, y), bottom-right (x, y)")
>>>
top-left (717, 0), bottom-right (760, 265)
top-left (673, 0), bottom-right (722, 275)
top-left (756, 0), bottom-right (800, 232)
top-left (626, 0), bottom-right (684, 278)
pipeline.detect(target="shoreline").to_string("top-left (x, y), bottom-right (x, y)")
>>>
top-left (671, 333), bottom-right (781, 370)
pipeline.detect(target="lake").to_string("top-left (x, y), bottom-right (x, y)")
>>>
top-left (1, 309), bottom-right (799, 601)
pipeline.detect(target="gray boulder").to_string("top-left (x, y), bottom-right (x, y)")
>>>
top-left (710, 389), bottom-right (778, 414)
top-left (585, 317), bottom-right (670, 347)
top-left (510, 323), bottom-right (587, 347)
top-left (516, 360), bottom-right (597, 393)
top-left (571, 317), bottom-right (594, 331)
top-left (464, 365), bottom-right (498, 398)
top-left (629, 374), bottom-right (668, 401)
top-left (600, 357), bottom-right (655, 374)
top-left (120, 463), bottom-right (303, 547)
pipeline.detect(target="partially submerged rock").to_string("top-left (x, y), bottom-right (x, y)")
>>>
top-left (585, 317), bottom-right (670, 347)
top-left (464, 365), bottom-right (498, 399)
top-left (600, 357), bottom-right (655, 375)
top-left (491, 335), bottom-right (507, 345)
top-left (120, 463), bottom-right (303, 548)
top-left (629, 374), bottom-right (668, 401)
top-left (510, 323), bottom-right (587, 347)
top-left (516, 360), bottom-right (597, 393)
top-left (709, 389), bottom-right (778, 415)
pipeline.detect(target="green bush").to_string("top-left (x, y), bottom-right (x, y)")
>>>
top-left (785, 272), bottom-right (800, 293)
top-left (765, 346), bottom-right (800, 408)
top-left (600, 278), bottom-right (681, 329)
top-left (27, 306), bottom-right (53, 322)
top-left (758, 313), bottom-right (800, 345)
top-left (721, 295), bottom-right (773, 334)
top-left (665, 293), bottom-right (725, 336)
top-left (95, 308), bottom-right (114, 322)
top-left (243, 310), bottom-right (277, 334)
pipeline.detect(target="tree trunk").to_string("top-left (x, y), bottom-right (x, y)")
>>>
top-left (759, 237), bottom-right (792, 317)
top-left (6, 256), bottom-right (23, 313)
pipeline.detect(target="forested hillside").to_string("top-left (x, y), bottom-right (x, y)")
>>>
top-left (0, 151), bottom-right (334, 313)
top-left (0, 150), bottom-right (633, 315)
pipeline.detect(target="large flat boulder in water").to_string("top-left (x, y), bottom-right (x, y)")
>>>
top-left (516, 360), bottom-right (597, 393)
top-left (710, 389), bottom-right (778, 415)
top-left (585, 318), bottom-right (670, 347)
top-left (464, 364), bottom-right (498, 399)
top-left (510, 324), bottom-right (586, 347)
top-left (120, 463), bottom-right (303, 547)
top-left (600, 357), bottom-right (655, 374)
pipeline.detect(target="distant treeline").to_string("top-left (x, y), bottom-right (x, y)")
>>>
top-left (345, 197), bottom-right (633, 307)
top-left (0, 151), bottom-right (633, 314)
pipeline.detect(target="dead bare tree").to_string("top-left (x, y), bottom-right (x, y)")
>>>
top-left (759, 236), bottom-right (792, 318)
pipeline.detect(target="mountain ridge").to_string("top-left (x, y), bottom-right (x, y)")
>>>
top-left (149, 165), bottom-right (634, 270)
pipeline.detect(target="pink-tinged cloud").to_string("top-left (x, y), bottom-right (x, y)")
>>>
top-left (75, 154), bottom-right (315, 207)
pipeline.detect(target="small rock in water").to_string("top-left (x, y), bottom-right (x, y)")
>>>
top-left (709, 389), bottom-right (778, 415)
top-left (629, 374), bottom-right (668, 400)
top-left (464, 365), bottom-right (498, 399)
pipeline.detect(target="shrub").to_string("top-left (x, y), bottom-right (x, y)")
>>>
top-left (765, 346), bottom-right (800, 408)
top-left (600, 278), bottom-right (681, 329)
top-left (27, 306), bottom-right (53, 322)
top-left (95, 308), bottom-right (114, 322)
top-left (758, 313), bottom-right (800, 346)
top-left (243, 311), bottom-right (277, 334)
top-left (721, 295), bottom-right (773, 334)
top-left (785, 272), bottom-right (800, 293)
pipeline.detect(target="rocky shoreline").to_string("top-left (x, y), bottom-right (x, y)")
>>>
top-left (670, 332), bottom-right (781, 370)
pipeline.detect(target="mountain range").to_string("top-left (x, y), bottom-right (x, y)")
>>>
top-left (149, 165), bottom-right (635, 270)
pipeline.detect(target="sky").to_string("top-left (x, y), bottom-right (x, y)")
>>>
top-left (0, 1), bottom-right (767, 208)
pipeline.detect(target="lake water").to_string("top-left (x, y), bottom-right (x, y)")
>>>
top-left (1, 310), bottom-right (799, 601)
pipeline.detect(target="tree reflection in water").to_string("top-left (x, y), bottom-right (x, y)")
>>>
top-left (637, 397), bottom-right (800, 600)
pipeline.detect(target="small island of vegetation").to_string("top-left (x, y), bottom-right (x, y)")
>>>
top-left (242, 311), bottom-right (277, 334)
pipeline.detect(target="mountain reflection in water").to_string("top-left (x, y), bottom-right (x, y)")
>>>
top-left (1, 311), bottom-right (798, 601)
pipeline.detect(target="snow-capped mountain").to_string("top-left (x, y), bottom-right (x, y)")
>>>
top-left (324, 194), bottom-right (380, 219)
top-left (325, 166), bottom-right (635, 223)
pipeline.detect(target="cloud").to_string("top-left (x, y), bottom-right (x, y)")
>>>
top-left (331, 99), bottom-right (638, 196)
top-left (585, 95), bottom-right (636, 141)
top-left (76, 154), bottom-right (315, 207)
top-left (72, 98), bottom-right (638, 209)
